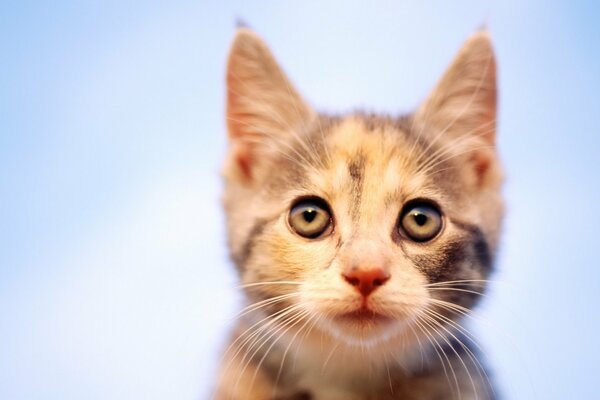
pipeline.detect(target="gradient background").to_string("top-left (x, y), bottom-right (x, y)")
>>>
top-left (1, 1), bottom-right (599, 399)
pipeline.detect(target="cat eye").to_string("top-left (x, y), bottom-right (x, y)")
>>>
top-left (399, 201), bottom-right (443, 242)
top-left (288, 198), bottom-right (333, 239)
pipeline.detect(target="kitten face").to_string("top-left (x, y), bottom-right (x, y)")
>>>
top-left (223, 29), bottom-right (502, 351)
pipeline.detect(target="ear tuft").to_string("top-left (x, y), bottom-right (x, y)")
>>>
top-left (235, 19), bottom-right (250, 29)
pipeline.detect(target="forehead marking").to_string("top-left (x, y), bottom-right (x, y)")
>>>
top-left (347, 154), bottom-right (365, 221)
top-left (319, 116), bottom-right (438, 235)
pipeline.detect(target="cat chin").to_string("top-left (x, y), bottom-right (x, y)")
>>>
top-left (319, 315), bottom-right (413, 348)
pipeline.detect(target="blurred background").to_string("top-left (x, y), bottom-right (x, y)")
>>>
top-left (1, 1), bottom-right (599, 399)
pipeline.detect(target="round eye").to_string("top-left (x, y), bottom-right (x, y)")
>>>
top-left (399, 202), bottom-right (443, 242)
top-left (288, 198), bottom-right (333, 239)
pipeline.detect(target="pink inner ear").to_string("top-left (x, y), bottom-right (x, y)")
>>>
top-left (227, 86), bottom-right (255, 181)
top-left (471, 151), bottom-right (492, 187)
top-left (236, 146), bottom-right (253, 180)
top-left (226, 86), bottom-right (245, 139)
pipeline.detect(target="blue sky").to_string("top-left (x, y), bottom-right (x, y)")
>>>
top-left (1, 1), bottom-right (599, 399)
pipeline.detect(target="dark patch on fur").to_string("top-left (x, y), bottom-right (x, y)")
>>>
top-left (350, 111), bottom-right (412, 134)
top-left (361, 113), bottom-right (388, 131)
top-left (274, 391), bottom-right (312, 400)
top-left (394, 114), bottom-right (414, 133)
top-left (453, 220), bottom-right (493, 272)
top-left (408, 221), bottom-right (493, 284)
top-left (413, 240), bottom-right (467, 284)
top-left (233, 218), bottom-right (269, 270)
top-left (348, 154), bottom-right (365, 220)
top-left (324, 237), bottom-right (344, 270)
top-left (348, 157), bottom-right (364, 181)
top-left (404, 220), bottom-right (493, 312)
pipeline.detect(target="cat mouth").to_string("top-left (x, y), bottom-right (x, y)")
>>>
top-left (335, 307), bottom-right (392, 324)
top-left (324, 306), bottom-right (406, 342)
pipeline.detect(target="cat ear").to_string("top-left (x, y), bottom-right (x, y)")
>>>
top-left (414, 31), bottom-right (499, 187)
top-left (416, 31), bottom-right (497, 144)
top-left (225, 28), bottom-right (314, 183)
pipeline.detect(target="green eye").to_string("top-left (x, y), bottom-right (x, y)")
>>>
top-left (399, 202), bottom-right (443, 242)
top-left (288, 198), bottom-right (333, 239)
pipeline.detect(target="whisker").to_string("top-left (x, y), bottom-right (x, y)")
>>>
top-left (230, 292), bottom-right (299, 321)
top-left (425, 309), bottom-right (495, 399)
top-left (225, 116), bottom-right (322, 176)
top-left (242, 309), bottom-right (310, 395)
top-left (272, 311), bottom-right (318, 394)
top-left (419, 314), bottom-right (477, 399)
top-left (321, 340), bottom-right (341, 372)
top-left (237, 133), bottom-right (323, 176)
top-left (425, 279), bottom-right (494, 287)
top-left (225, 307), bottom-right (302, 400)
top-left (428, 298), bottom-right (479, 321)
top-left (413, 117), bottom-right (494, 175)
top-left (419, 138), bottom-right (493, 176)
top-left (413, 316), bottom-right (460, 400)
top-left (416, 125), bottom-right (495, 175)
top-left (424, 308), bottom-right (481, 352)
top-left (237, 281), bottom-right (303, 289)
top-left (427, 287), bottom-right (488, 298)
top-left (231, 308), bottom-right (304, 391)
top-left (221, 304), bottom-right (304, 373)
top-left (383, 352), bottom-right (394, 395)
top-left (406, 321), bottom-right (426, 369)
top-left (418, 140), bottom-right (494, 177)
top-left (293, 310), bottom-right (322, 371)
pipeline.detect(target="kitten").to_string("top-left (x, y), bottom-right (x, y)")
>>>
top-left (215, 28), bottom-right (503, 400)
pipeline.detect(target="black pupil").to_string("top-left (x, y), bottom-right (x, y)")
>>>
top-left (414, 212), bottom-right (428, 226)
top-left (303, 209), bottom-right (317, 223)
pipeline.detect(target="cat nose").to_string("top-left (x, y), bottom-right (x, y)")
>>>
top-left (342, 267), bottom-right (390, 297)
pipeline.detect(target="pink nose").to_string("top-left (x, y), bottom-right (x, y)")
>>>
top-left (342, 268), bottom-right (390, 297)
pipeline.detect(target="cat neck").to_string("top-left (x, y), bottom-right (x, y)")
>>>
top-left (267, 317), bottom-right (430, 389)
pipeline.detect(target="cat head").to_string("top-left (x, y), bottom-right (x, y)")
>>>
top-left (222, 28), bottom-right (503, 349)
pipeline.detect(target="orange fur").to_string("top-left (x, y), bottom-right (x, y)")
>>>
top-left (216, 28), bottom-right (503, 400)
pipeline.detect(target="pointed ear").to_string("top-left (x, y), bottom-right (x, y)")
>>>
top-left (225, 28), bottom-right (314, 183)
top-left (414, 31), bottom-right (499, 188)
top-left (416, 31), bottom-right (497, 144)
